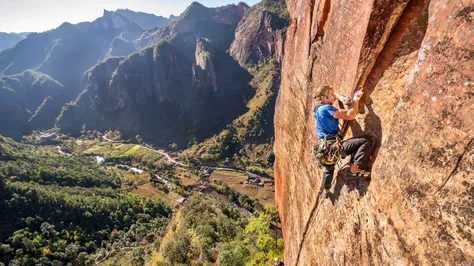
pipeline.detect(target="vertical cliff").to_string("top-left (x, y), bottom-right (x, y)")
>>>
top-left (230, 0), bottom-right (289, 67)
top-left (275, 0), bottom-right (474, 264)
top-left (192, 38), bottom-right (217, 92)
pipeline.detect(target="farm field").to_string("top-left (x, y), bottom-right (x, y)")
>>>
top-left (210, 170), bottom-right (275, 205)
top-left (131, 183), bottom-right (182, 206)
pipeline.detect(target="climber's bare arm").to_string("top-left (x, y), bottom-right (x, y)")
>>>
top-left (333, 100), bottom-right (359, 120)
top-left (333, 90), bottom-right (364, 120)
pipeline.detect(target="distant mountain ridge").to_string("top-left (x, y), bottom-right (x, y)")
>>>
top-left (0, 10), bottom-right (144, 90)
top-left (0, 9), bottom-right (159, 140)
top-left (115, 9), bottom-right (173, 29)
top-left (135, 2), bottom-right (248, 56)
top-left (57, 1), bottom-right (254, 146)
top-left (0, 32), bottom-right (29, 53)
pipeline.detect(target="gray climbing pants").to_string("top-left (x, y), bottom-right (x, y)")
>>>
top-left (322, 135), bottom-right (373, 189)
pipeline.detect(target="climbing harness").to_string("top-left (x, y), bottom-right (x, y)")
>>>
top-left (312, 135), bottom-right (342, 167)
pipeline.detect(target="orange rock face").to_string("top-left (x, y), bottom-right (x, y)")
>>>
top-left (274, 0), bottom-right (474, 265)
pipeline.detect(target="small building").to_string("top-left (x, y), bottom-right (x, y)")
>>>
top-left (246, 173), bottom-right (264, 186)
top-left (200, 166), bottom-right (214, 177)
top-left (176, 197), bottom-right (187, 206)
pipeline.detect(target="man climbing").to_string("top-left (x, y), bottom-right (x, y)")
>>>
top-left (313, 85), bottom-right (374, 196)
top-left (274, 257), bottom-right (284, 266)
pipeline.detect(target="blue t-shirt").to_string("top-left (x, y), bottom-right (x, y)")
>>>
top-left (314, 104), bottom-right (339, 139)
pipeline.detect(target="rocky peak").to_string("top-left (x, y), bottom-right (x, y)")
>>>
top-left (93, 10), bottom-right (143, 31)
top-left (275, 0), bottom-right (474, 265)
top-left (230, 0), bottom-right (288, 67)
top-left (114, 9), bottom-right (171, 29)
top-left (212, 2), bottom-right (248, 26)
top-left (136, 2), bottom-right (246, 54)
top-left (181, 2), bottom-right (212, 19)
top-left (192, 38), bottom-right (217, 92)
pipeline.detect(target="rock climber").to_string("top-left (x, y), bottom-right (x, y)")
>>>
top-left (274, 257), bottom-right (284, 266)
top-left (313, 85), bottom-right (374, 196)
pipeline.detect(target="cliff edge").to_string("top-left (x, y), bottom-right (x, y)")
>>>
top-left (274, 0), bottom-right (474, 265)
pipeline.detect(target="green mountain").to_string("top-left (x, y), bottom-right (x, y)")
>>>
top-left (0, 70), bottom-right (66, 138)
top-left (0, 11), bottom-right (151, 140)
top-left (56, 0), bottom-right (289, 172)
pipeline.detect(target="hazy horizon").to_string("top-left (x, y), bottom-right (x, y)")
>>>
top-left (0, 0), bottom-right (259, 33)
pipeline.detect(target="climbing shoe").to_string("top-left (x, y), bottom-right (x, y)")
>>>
top-left (347, 168), bottom-right (371, 179)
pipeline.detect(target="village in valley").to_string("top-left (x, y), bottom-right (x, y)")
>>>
top-left (32, 130), bottom-right (276, 212)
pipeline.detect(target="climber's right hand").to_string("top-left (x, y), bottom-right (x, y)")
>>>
top-left (353, 89), bottom-right (365, 101)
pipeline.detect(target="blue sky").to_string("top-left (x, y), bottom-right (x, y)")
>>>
top-left (0, 0), bottom-right (260, 33)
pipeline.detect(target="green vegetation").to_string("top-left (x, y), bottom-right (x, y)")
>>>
top-left (122, 145), bottom-right (141, 156)
top-left (157, 195), bottom-right (283, 266)
top-left (104, 130), bottom-right (123, 141)
top-left (1, 136), bottom-right (118, 188)
top-left (218, 208), bottom-right (284, 266)
top-left (0, 130), bottom-right (283, 265)
top-left (261, 0), bottom-right (290, 20)
top-left (1, 154), bottom-right (119, 188)
top-left (0, 136), bottom-right (172, 265)
top-left (76, 141), bottom-right (163, 170)
top-left (214, 170), bottom-right (248, 179)
top-left (0, 183), bottom-right (171, 265)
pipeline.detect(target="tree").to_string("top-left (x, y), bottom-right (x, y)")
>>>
top-left (65, 244), bottom-right (79, 261)
top-left (0, 244), bottom-right (13, 262)
top-left (162, 232), bottom-right (190, 265)
top-left (135, 135), bottom-right (143, 144)
top-left (169, 143), bottom-right (178, 151)
top-left (264, 205), bottom-right (280, 223)
top-left (81, 124), bottom-right (87, 136)
top-left (40, 222), bottom-right (57, 238)
top-left (218, 243), bottom-right (250, 266)
top-left (76, 252), bottom-right (90, 265)
top-left (131, 248), bottom-right (145, 266)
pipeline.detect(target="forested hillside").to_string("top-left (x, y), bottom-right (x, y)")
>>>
top-left (0, 70), bottom-right (66, 138)
top-left (0, 133), bottom-right (283, 265)
top-left (0, 136), bottom-right (172, 265)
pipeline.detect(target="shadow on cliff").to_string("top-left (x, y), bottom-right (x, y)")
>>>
top-left (327, 0), bottom-right (430, 204)
top-left (329, 100), bottom-right (382, 204)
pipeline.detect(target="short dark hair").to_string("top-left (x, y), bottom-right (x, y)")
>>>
top-left (314, 85), bottom-right (333, 100)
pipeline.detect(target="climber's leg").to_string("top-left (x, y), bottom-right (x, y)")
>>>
top-left (341, 135), bottom-right (373, 174)
top-left (322, 164), bottom-right (335, 190)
